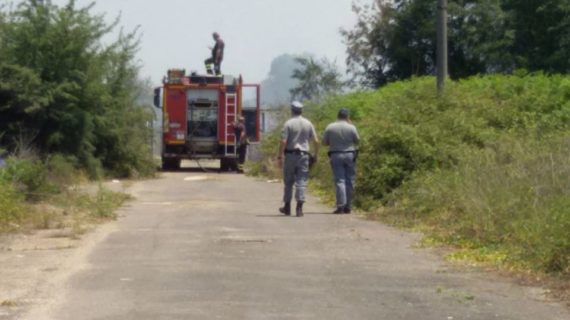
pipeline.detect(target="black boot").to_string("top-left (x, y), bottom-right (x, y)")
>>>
top-left (333, 206), bottom-right (344, 214)
top-left (279, 202), bottom-right (291, 216)
top-left (296, 202), bottom-right (304, 217)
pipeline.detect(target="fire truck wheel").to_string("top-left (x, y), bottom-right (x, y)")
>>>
top-left (220, 158), bottom-right (230, 172)
top-left (162, 158), bottom-right (181, 171)
top-left (230, 159), bottom-right (239, 172)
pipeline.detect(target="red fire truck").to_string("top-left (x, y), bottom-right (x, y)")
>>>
top-left (153, 69), bottom-right (261, 171)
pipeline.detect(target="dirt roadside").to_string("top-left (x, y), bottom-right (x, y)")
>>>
top-left (0, 181), bottom-right (130, 320)
top-left (0, 222), bottom-right (119, 319)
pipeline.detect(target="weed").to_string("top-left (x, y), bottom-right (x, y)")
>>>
top-left (0, 300), bottom-right (18, 307)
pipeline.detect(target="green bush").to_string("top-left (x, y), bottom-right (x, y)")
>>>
top-left (0, 2), bottom-right (156, 179)
top-left (305, 75), bottom-right (570, 205)
top-left (258, 73), bottom-right (570, 274)
top-left (46, 154), bottom-right (82, 190)
top-left (0, 157), bottom-right (57, 201)
top-left (386, 136), bottom-right (570, 273)
top-left (0, 178), bottom-right (26, 231)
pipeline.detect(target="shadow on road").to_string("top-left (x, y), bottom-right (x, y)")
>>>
top-left (256, 212), bottom-right (334, 218)
top-left (161, 168), bottom-right (240, 174)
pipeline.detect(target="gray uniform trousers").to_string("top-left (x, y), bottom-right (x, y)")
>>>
top-left (330, 152), bottom-right (356, 209)
top-left (283, 153), bottom-right (310, 203)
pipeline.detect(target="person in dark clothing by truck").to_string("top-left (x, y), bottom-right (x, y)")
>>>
top-left (204, 32), bottom-right (224, 75)
top-left (233, 116), bottom-right (248, 173)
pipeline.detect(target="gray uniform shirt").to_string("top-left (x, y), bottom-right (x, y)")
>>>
top-left (323, 120), bottom-right (360, 152)
top-left (281, 115), bottom-right (317, 152)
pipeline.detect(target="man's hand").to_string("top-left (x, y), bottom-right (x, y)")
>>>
top-left (309, 154), bottom-right (317, 169)
top-left (278, 140), bottom-right (286, 169)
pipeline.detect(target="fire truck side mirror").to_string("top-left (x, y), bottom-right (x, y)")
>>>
top-left (153, 88), bottom-right (161, 109)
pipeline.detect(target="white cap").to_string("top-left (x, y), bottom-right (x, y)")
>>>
top-left (291, 101), bottom-right (303, 109)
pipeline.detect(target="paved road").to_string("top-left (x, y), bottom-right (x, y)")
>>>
top-left (33, 171), bottom-right (569, 320)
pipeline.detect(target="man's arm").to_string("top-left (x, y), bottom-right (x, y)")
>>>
top-left (312, 138), bottom-right (320, 157)
top-left (240, 125), bottom-right (246, 143)
top-left (322, 128), bottom-right (329, 147)
top-left (278, 139), bottom-right (286, 158)
top-left (353, 126), bottom-right (360, 145)
top-left (277, 139), bottom-right (286, 168)
top-left (311, 126), bottom-right (320, 158)
top-left (278, 124), bottom-right (288, 167)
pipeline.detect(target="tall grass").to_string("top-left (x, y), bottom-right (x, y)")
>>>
top-left (0, 154), bottom-right (129, 233)
top-left (0, 178), bottom-right (26, 232)
top-left (257, 73), bottom-right (570, 275)
top-left (386, 136), bottom-right (570, 273)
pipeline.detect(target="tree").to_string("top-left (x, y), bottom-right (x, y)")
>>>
top-left (289, 56), bottom-right (345, 102)
top-left (340, 0), bottom-right (396, 87)
top-left (502, 0), bottom-right (570, 73)
top-left (342, 0), bottom-right (570, 87)
top-left (0, 0), bottom-right (154, 177)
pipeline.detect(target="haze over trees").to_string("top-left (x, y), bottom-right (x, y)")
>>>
top-left (289, 56), bottom-right (345, 103)
top-left (260, 54), bottom-right (347, 107)
top-left (260, 54), bottom-right (301, 107)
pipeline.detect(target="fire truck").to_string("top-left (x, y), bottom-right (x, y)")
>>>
top-left (153, 69), bottom-right (261, 171)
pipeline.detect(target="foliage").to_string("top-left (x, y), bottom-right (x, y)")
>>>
top-left (0, 155), bottom-right (130, 232)
top-left (503, 0), bottom-right (570, 73)
top-left (91, 186), bottom-right (131, 219)
top-left (0, 0), bottom-right (155, 178)
top-left (45, 153), bottom-right (82, 188)
top-left (387, 137), bottom-right (570, 273)
top-left (0, 1), bottom-right (149, 234)
top-left (0, 157), bottom-right (55, 201)
top-left (290, 56), bottom-right (345, 103)
top-left (0, 177), bottom-right (26, 232)
top-left (342, 0), bottom-right (570, 87)
top-left (274, 74), bottom-right (570, 274)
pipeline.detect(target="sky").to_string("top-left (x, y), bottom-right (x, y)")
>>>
top-left (41, 0), bottom-right (358, 86)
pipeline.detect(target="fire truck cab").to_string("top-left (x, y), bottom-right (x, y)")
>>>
top-left (153, 69), bottom-right (261, 171)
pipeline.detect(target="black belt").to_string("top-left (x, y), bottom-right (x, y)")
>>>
top-left (328, 150), bottom-right (359, 163)
top-left (285, 149), bottom-right (309, 155)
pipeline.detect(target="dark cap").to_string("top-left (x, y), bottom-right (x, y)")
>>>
top-left (338, 108), bottom-right (349, 119)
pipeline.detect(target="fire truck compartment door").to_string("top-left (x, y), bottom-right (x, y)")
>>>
top-left (242, 84), bottom-right (261, 143)
top-left (165, 88), bottom-right (187, 142)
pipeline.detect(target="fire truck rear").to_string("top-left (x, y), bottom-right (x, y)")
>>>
top-left (153, 70), bottom-right (260, 171)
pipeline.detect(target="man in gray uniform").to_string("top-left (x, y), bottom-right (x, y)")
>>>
top-left (277, 101), bottom-right (319, 217)
top-left (322, 108), bottom-right (360, 214)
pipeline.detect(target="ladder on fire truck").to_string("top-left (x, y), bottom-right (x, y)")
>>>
top-left (224, 93), bottom-right (237, 157)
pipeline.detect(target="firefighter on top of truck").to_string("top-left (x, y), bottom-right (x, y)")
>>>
top-left (204, 32), bottom-right (224, 75)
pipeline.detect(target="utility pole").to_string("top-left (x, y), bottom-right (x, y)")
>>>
top-left (436, 0), bottom-right (448, 93)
